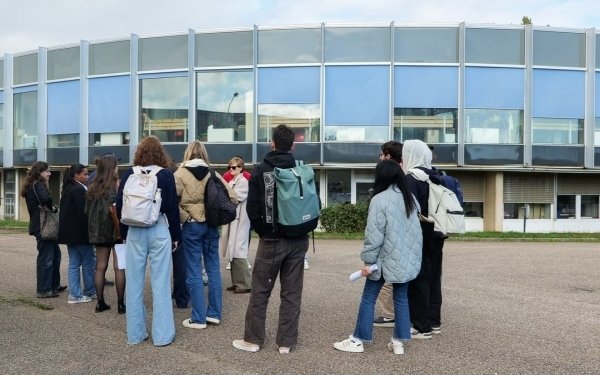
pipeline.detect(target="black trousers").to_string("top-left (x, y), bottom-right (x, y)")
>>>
top-left (243, 236), bottom-right (308, 348)
top-left (172, 242), bottom-right (189, 308)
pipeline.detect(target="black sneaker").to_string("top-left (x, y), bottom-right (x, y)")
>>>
top-left (53, 285), bottom-right (67, 293)
top-left (37, 291), bottom-right (60, 298)
top-left (373, 316), bottom-right (395, 327)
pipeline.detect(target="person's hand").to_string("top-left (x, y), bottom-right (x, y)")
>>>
top-left (171, 241), bottom-right (178, 253)
top-left (361, 264), bottom-right (373, 277)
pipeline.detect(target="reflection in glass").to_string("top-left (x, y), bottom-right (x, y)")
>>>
top-left (0, 104), bottom-right (3, 150)
top-left (463, 202), bottom-right (483, 218)
top-left (581, 195), bottom-right (599, 218)
top-left (465, 109), bottom-right (523, 144)
top-left (324, 126), bottom-right (388, 142)
top-left (140, 77), bottom-right (188, 143)
top-left (395, 27), bottom-right (458, 63)
top-left (196, 71), bottom-right (253, 142)
top-left (595, 118), bottom-right (600, 146)
top-left (327, 170), bottom-right (351, 205)
top-left (89, 132), bottom-right (130, 146)
top-left (356, 182), bottom-right (374, 203)
top-left (394, 108), bottom-right (457, 143)
top-left (504, 203), bottom-right (550, 219)
top-left (13, 91), bottom-right (38, 149)
top-left (557, 195), bottom-right (576, 219)
top-left (13, 54), bottom-right (38, 85)
top-left (258, 104), bottom-right (320, 143)
top-left (48, 134), bottom-right (79, 148)
top-left (532, 118), bottom-right (583, 144)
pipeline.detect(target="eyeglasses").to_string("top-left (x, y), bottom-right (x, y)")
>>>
top-left (229, 166), bottom-right (240, 170)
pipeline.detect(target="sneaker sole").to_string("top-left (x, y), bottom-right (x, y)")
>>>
top-left (182, 319), bottom-right (207, 329)
top-left (387, 342), bottom-right (405, 355)
top-left (206, 318), bottom-right (220, 326)
top-left (68, 299), bottom-right (91, 304)
top-left (333, 343), bottom-right (364, 353)
top-left (373, 322), bottom-right (395, 327)
top-left (232, 340), bottom-right (260, 352)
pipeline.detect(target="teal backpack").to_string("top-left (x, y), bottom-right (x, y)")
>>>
top-left (272, 161), bottom-right (321, 238)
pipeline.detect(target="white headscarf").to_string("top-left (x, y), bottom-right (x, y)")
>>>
top-left (402, 139), bottom-right (432, 181)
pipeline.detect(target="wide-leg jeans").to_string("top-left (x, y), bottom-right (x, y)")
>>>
top-left (35, 237), bottom-right (61, 294)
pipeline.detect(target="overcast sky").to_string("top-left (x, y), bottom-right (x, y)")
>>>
top-left (1, 0), bottom-right (599, 55)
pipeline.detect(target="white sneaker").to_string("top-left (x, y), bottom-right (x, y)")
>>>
top-left (304, 259), bottom-right (309, 270)
top-left (226, 262), bottom-right (231, 270)
top-left (68, 295), bottom-right (92, 304)
top-left (232, 339), bottom-right (260, 352)
top-left (410, 327), bottom-right (432, 339)
top-left (387, 338), bottom-right (404, 355)
top-left (432, 326), bottom-right (441, 335)
top-left (248, 263), bottom-right (252, 270)
top-left (206, 317), bottom-right (220, 325)
top-left (182, 319), bottom-right (207, 329)
top-left (333, 336), bottom-right (364, 353)
top-left (278, 346), bottom-right (290, 354)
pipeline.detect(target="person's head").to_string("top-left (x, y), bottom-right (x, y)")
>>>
top-left (133, 136), bottom-right (170, 168)
top-left (271, 124), bottom-right (295, 153)
top-left (372, 159), bottom-right (416, 218)
top-left (87, 155), bottom-right (118, 199)
top-left (228, 156), bottom-right (244, 177)
top-left (20, 161), bottom-right (50, 197)
top-left (62, 164), bottom-right (88, 192)
top-left (380, 141), bottom-right (403, 163)
top-left (402, 139), bottom-right (432, 172)
top-left (182, 140), bottom-right (210, 164)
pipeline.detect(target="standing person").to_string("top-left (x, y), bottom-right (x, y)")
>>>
top-left (174, 141), bottom-right (236, 330)
top-left (220, 157), bottom-right (252, 294)
top-left (402, 139), bottom-right (446, 339)
top-left (21, 161), bottom-right (65, 298)
top-left (86, 155), bottom-right (125, 313)
top-left (373, 141), bottom-right (403, 327)
top-left (59, 164), bottom-right (96, 304)
top-left (232, 124), bottom-right (309, 354)
top-left (117, 136), bottom-right (182, 346)
top-left (333, 160), bottom-right (422, 355)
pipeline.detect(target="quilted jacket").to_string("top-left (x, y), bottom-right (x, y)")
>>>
top-left (361, 185), bottom-right (423, 283)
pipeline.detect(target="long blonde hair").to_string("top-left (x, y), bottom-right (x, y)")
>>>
top-left (182, 141), bottom-right (210, 164)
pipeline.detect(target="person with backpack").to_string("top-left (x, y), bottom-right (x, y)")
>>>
top-left (402, 139), bottom-right (448, 339)
top-left (116, 136), bottom-right (182, 346)
top-left (232, 124), bottom-right (311, 354)
top-left (333, 160), bottom-right (422, 355)
top-left (174, 141), bottom-right (236, 330)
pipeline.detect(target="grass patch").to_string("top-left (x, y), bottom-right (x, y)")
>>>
top-left (0, 220), bottom-right (29, 232)
top-left (0, 294), bottom-right (54, 310)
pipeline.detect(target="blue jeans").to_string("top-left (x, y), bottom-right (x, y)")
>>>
top-left (125, 217), bottom-right (175, 346)
top-left (67, 244), bottom-right (96, 298)
top-left (182, 221), bottom-right (221, 324)
top-left (35, 237), bottom-right (61, 294)
top-left (353, 277), bottom-right (410, 343)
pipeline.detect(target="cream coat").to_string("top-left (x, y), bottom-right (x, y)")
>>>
top-left (219, 173), bottom-right (251, 260)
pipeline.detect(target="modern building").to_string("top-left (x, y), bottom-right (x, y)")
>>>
top-left (1, 22), bottom-right (600, 232)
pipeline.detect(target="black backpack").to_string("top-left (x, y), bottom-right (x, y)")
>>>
top-left (204, 169), bottom-right (237, 227)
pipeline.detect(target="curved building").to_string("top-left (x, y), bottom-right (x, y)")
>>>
top-left (1, 23), bottom-right (599, 232)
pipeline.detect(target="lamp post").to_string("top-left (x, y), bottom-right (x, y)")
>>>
top-left (227, 92), bottom-right (239, 114)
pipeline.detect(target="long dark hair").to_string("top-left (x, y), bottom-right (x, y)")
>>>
top-left (88, 156), bottom-right (118, 200)
top-left (62, 164), bottom-right (86, 193)
top-left (372, 159), bottom-right (416, 218)
top-left (20, 161), bottom-right (49, 198)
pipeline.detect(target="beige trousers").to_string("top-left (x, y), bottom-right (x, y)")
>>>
top-left (376, 282), bottom-right (394, 318)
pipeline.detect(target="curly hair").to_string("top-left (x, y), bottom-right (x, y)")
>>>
top-left (133, 136), bottom-right (170, 168)
top-left (20, 161), bottom-right (49, 198)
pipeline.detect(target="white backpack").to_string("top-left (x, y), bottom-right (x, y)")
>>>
top-left (120, 166), bottom-right (163, 227)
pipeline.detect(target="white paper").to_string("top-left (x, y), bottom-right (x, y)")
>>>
top-left (349, 264), bottom-right (378, 282)
top-left (114, 244), bottom-right (127, 270)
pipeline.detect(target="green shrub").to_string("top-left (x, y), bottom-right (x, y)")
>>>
top-left (320, 202), bottom-right (368, 233)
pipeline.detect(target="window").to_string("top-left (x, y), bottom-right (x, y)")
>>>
top-left (47, 81), bottom-right (79, 137)
top-left (504, 173), bottom-right (553, 218)
top-left (13, 90), bottom-right (38, 149)
top-left (0, 59), bottom-right (4, 88)
top-left (394, 27), bottom-right (458, 63)
top-left (596, 118), bottom-right (600, 146)
top-left (504, 203), bottom-right (551, 219)
top-left (47, 47), bottom-right (80, 80)
top-left (89, 40), bottom-right (130, 75)
top-left (139, 35), bottom-right (188, 71)
top-left (89, 132), bottom-right (130, 146)
top-left (13, 53), bottom-right (38, 85)
top-left (465, 109), bottom-right (523, 144)
top-left (557, 195), bottom-right (576, 219)
top-left (258, 28), bottom-right (321, 64)
top-left (0, 103), bottom-right (3, 150)
top-left (463, 202), bottom-right (483, 218)
top-left (394, 108), bottom-right (457, 143)
top-left (196, 31), bottom-right (253, 67)
top-left (465, 28), bottom-right (524, 65)
top-left (89, 76), bottom-right (130, 141)
top-left (258, 104), bottom-right (320, 143)
top-left (533, 30), bottom-right (585, 68)
top-left (532, 118), bottom-right (583, 145)
top-left (196, 70), bottom-right (253, 142)
top-left (325, 27), bottom-right (390, 62)
top-left (581, 196), bottom-right (599, 218)
top-left (140, 76), bottom-right (188, 142)
top-left (327, 170), bottom-right (351, 205)
top-left (48, 134), bottom-right (79, 148)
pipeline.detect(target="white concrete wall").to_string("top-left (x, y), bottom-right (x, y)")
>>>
top-left (503, 219), bottom-right (600, 233)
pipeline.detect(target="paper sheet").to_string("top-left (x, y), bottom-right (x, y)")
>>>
top-left (114, 244), bottom-right (127, 270)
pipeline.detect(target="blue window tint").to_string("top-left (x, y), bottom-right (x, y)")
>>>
top-left (395, 66), bottom-right (458, 108)
top-left (47, 80), bottom-right (80, 134)
top-left (532, 69), bottom-right (584, 118)
top-left (89, 76), bottom-right (131, 133)
top-left (465, 67), bottom-right (524, 109)
top-left (258, 67), bottom-right (320, 104)
top-left (325, 66), bottom-right (389, 126)
top-left (596, 73), bottom-right (600, 113)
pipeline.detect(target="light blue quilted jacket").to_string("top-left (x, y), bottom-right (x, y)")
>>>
top-left (361, 185), bottom-right (423, 283)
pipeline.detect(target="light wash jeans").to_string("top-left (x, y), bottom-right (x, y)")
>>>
top-left (125, 217), bottom-right (174, 346)
top-left (67, 244), bottom-right (96, 298)
top-left (182, 221), bottom-right (222, 324)
top-left (353, 277), bottom-right (411, 343)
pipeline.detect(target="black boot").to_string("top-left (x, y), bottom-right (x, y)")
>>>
top-left (118, 303), bottom-right (126, 314)
top-left (95, 300), bottom-right (111, 313)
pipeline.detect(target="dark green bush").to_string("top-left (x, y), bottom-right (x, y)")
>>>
top-left (320, 201), bottom-right (368, 233)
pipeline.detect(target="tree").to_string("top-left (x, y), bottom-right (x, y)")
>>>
top-left (522, 16), bottom-right (532, 25)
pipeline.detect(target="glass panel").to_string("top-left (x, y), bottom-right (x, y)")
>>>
top-left (0, 103), bottom-right (3, 150)
top-left (13, 91), bottom-right (38, 149)
top-left (139, 35), bottom-right (188, 71)
top-left (196, 31), bottom-right (253, 67)
top-left (504, 203), bottom-right (551, 219)
top-left (465, 109), bottom-right (523, 144)
top-left (324, 126), bottom-right (388, 142)
top-left (258, 28), bottom-right (321, 64)
top-left (465, 28), bottom-right (524, 65)
top-left (395, 66), bottom-right (458, 108)
top-left (47, 47), bottom-right (80, 80)
top-left (327, 170), bottom-right (351, 205)
top-left (89, 132), bottom-right (130, 146)
top-left (258, 67), bottom-right (320, 104)
top-left (13, 53), bottom-right (38, 85)
top-left (0, 59), bottom-right (4, 88)
top-left (532, 69), bottom-right (585, 118)
top-left (581, 195), bottom-right (599, 218)
top-left (48, 134), bottom-right (79, 148)
top-left (597, 35), bottom-right (600, 69)
top-left (393, 108), bottom-right (457, 143)
top-left (196, 70), bottom-right (253, 142)
top-left (89, 40), bottom-right (130, 75)
top-left (596, 118), bottom-right (600, 146)
top-left (465, 67), bottom-right (524, 109)
top-left (258, 104), bottom-right (320, 143)
top-left (325, 27), bottom-right (390, 62)
top-left (47, 80), bottom-right (79, 134)
top-left (89, 76), bottom-right (131, 133)
top-left (463, 202), bottom-right (483, 218)
top-left (557, 195), bottom-right (576, 219)
top-left (395, 27), bottom-right (458, 63)
top-left (356, 182), bottom-right (373, 203)
top-left (533, 31), bottom-right (585, 67)
top-left (3, 170), bottom-right (16, 219)
top-left (140, 76), bottom-right (188, 142)
top-left (532, 118), bottom-right (583, 145)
